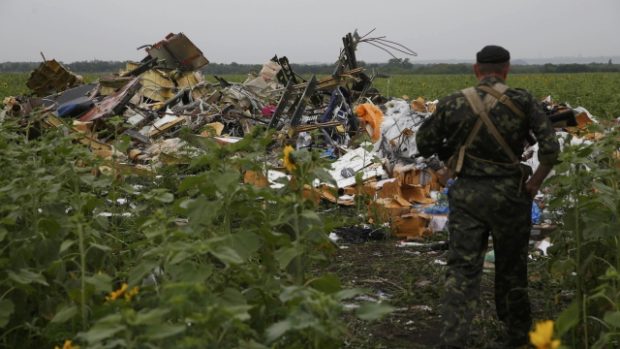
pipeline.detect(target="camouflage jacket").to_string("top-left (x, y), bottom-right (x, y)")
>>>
top-left (417, 76), bottom-right (560, 177)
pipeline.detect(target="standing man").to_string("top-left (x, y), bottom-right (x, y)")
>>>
top-left (416, 45), bottom-right (560, 348)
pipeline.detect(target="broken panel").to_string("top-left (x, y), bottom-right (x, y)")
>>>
top-left (27, 59), bottom-right (83, 97)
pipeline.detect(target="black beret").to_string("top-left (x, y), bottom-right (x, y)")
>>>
top-left (476, 45), bottom-right (510, 64)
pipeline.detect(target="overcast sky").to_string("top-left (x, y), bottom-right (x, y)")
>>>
top-left (0, 0), bottom-right (618, 64)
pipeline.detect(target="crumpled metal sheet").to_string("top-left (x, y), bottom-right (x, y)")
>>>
top-left (79, 78), bottom-right (141, 122)
top-left (147, 33), bottom-right (209, 71)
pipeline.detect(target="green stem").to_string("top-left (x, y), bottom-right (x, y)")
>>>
top-left (216, 325), bottom-right (229, 346)
top-left (125, 326), bottom-right (133, 349)
top-left (31, 156), bottom-right (39, 238)
top-left (294, 203), bottom-right (303, 285)
top-left (575, 197), bottom-right (589, 348)
top-left (611, 177), bottom-right (620, 297)
top-left (0, 324), bottom-right (25, 343)
top-left (77, 221), bottom-right (87, 330)
top-left (0, 287), bottom-right (15, 300)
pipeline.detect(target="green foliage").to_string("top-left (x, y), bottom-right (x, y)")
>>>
top-left (0, 122), bottom-right (389, 348)
top-left (545, 126), bottom-right (620, 347)
top-left (1, 70), bottom-right (618, 348)
top-left (0, 73), bottom-right (29, 99)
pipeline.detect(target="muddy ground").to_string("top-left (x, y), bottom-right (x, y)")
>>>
top-left (322, 228), bottom-right (562, 349)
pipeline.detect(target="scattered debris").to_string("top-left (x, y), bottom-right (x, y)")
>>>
top-left (1, 30), bottom-right (601, 241)
top-left (535, 237), bottom-right (553, 256)
top-left (331, 225), bottom-right (389, 244)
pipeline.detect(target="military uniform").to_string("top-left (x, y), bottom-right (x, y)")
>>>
top-left (416, 60), bottom-right (560, 347)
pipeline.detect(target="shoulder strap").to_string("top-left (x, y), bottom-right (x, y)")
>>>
top-left (461, 87), bottom-right (519, 164)
top-left (452, 117), bottom-right (482, 174)
top-left (448, 88), bottom-right (484, 174)
top-left (478, 84), bottom-right (525, 118)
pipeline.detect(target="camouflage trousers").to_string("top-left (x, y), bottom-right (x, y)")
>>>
top-left (439, 176), bottom-right (532, 348)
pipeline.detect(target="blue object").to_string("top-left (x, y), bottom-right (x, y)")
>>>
top-left (57, 96), bottom-right (94, 118)
top-left (425, 180), bottom-right (453, 215)
top-left (423, 205), bottom-right (450, 215)
top-left (531, 202), bottom-right (541, 225)
top-left (320, 87), bottom-right (349, 122)
top-left (321, 147), bottom-right (337, 159)
top-left (440, 178), bottom-right (456, 196)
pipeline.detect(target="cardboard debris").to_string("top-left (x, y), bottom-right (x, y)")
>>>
top-left (243, 170), bottom-right (269, 188)
top-left (369, 197), bottom-right (411, 222)
top-left (393, 213), bottom-right (431, 239)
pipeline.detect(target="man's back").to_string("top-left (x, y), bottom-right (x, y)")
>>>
top-left (417, 76), bottom-right (558, 179)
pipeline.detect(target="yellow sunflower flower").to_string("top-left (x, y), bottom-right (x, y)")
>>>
top-left (530, 320), bottom-right (561, 349)
top-left (53, 339), bottom-right (80, 349)
top-left (105, 283), bottom-right (128, 302)
top-left (105, 283), bottom-right (140, 302)
top-left (124, 286), bottom-right (139, 301)
top-left (282, 145), bottom-right (296, 172)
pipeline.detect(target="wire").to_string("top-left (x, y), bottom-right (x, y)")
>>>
top-left (373, 38), bottom-right (418, 56)
top-left (364, 42), bottom-right (400, 60)
top-left (364, 38), bottom-right (418, 56)
top-left (349, 29), bottom-right (418, 59)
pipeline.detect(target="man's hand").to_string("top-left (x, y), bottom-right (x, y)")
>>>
top-left (525, 164), bottom-right (553, 199)
top-left (525, 180), bottom-right (542, 199)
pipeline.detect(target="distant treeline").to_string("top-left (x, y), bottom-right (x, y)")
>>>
top-left (1, 58), bottom-right (619, 75)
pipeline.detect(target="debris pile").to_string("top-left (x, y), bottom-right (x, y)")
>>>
top-left (0, 31), bottom-right (599, 240)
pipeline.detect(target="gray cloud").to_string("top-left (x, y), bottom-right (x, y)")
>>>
top-left (0, 0), bottom-right (618, 63)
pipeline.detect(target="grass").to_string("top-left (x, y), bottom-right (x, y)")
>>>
top-left (1, 72), bottom-right (619, 119)
top-left (0, 73), bottom-right (100, 103)
top-left (0, 73), bottom-right (30, 98)
top-left (371, 73), bottom-right (620, 119)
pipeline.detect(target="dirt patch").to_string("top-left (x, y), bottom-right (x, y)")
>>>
top-left (321, 232), bottom-right (559, 349)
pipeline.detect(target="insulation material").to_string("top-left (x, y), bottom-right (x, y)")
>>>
top-left (374, 99), bottom-right (430, 161)
top-left (325, 147), bottom-right (386, 188)
top-left (355, 103), bottom-right (384, 142)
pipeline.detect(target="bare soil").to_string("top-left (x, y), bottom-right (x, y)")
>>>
top-left (321, 230), bottom-right (560, 349)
